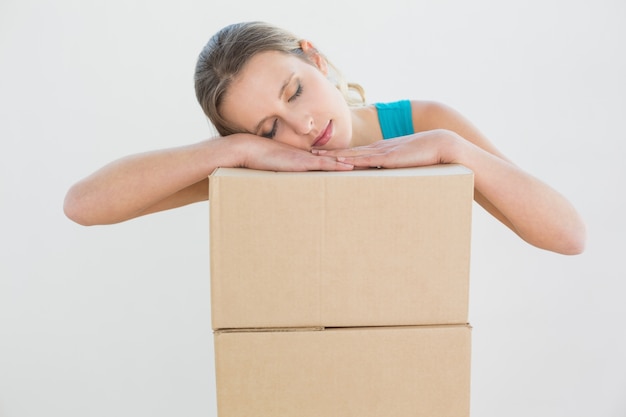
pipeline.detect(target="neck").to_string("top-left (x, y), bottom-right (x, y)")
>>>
top-left (349, 105), bottom-right (382, 147)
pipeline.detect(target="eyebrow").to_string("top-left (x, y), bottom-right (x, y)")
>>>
top-left (253, 72), bottom-right (295, 134)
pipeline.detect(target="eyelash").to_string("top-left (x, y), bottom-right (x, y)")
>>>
top-left (288, 83), bottom-right (303, 103)
top-left (262, 120), bottom-right (278, 139)
top-left (262, 83), bottom-right (303, 139)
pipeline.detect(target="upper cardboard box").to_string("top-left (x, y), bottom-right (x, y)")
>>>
top-left (209, 165), bottom-right (473, 330)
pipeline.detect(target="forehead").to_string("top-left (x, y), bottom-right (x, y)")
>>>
top-left (220, 51), bottom-right (312, 131)
top-left (242, 50), bottom-right (303, 74)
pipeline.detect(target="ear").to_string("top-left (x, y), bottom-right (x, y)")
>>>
top-left (299, 40), bottom-right (328, 75)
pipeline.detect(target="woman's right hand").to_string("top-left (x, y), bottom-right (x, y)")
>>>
top-left (230, 133), bottom-right (354, 172)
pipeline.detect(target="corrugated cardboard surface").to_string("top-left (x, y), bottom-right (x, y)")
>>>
top-left (214, 324), bottom-right (471, 417)
top-left (209, 165), bottom-right (474, 330)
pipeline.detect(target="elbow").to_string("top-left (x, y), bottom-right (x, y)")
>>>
top-left (63, 196), bottom-right (90, 226)
top-left (63, 186), bottom-right (97, 226)
top-left (522, 217), bottom-right (587, 255)
top-left (555, 239), bottom-right (585, 256)
top-left (562, 212), bottom-right (587, 255)
top-left (560, 224), bottom-right (587, 255)
top-left (64, 183), bottom-right (133, 226)
top-left (545, 220), bottom-right (587, 256)
top-left (539, 206), bottom-right (588, 255)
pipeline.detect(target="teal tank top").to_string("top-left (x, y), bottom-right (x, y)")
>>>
top-left (374, 100), bottom-right (415, 139)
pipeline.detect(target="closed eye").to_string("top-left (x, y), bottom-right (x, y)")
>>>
top-left (261, 119), bottom-right (278, 139)
top-left (288, 83), bottom-right (303, 103)
top-left (260, 82), bottom-right (302, 139)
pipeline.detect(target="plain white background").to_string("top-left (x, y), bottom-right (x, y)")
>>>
top-left (1, 0), bottom-right (625, 416)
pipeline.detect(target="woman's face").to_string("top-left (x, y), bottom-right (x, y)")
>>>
top-left (220, 50), bottom-right (353, 150)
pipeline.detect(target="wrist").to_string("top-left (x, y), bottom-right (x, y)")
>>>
top-left (437, 129), bottom-right (467, 165)
top-left (200, 134), bottom-right (252, 170)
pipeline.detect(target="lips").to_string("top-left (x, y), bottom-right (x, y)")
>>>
top-left (312, 121), bottom-right (332, 148)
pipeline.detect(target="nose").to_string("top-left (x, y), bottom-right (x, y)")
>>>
top-left (288, 113), bottom-right (314, 135)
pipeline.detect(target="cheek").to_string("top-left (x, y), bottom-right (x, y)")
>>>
top-left (275, 131), bottom-right (309, 150)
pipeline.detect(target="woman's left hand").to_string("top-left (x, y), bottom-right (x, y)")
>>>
top-left (312, 129), bottom-right (462, 169)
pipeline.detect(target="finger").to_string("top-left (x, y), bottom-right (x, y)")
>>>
top-left (314, 156), bottom-right (354, 171)
top-left (284, 154), bottom-right (354, 171)
top-left (337, 154), bottom-right (389, 168)
top-left (312, 147), bottom-right (381, 158)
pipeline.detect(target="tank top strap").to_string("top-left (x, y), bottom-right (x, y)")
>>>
top-left (374, 100), bottom-right (415, 139)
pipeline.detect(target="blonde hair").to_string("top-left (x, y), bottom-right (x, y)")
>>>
top-left (194, 21), bottom-right (365, 136)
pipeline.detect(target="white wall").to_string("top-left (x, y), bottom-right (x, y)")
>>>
top-left (1, 0), bottom-right (625, 416)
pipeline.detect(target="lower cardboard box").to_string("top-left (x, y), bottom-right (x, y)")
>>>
top-left (214, 324), bottom-right (471, 417)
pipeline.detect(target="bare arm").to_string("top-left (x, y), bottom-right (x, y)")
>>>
top-left (412, 101), bottom-right (586, 254)
top-left (450, 133), bottom-right (586, 255)
top-left (318, 101), bottom-right (586, 255)
top-left (64, 134), bottom-right (353, 225)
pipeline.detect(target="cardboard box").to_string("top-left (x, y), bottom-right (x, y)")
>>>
top-left (209, 165), bottom-right (473, 330)
top-left (214, 324), bottom-right (471, 417)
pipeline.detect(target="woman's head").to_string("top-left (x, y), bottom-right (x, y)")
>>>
top-left (194, 21), bottom-right (364, 144)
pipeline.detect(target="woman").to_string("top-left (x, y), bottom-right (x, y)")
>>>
top-left (64, 21), bottom-right (585, 255)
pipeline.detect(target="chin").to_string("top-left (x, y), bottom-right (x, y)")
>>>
top-left (328, 132), bottom-right (351, 150)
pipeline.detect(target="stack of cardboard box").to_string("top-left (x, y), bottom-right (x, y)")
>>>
top-left (209, 165), bottom-right (474, 417)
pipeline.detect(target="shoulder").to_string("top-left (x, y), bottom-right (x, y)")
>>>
top-left (408, 100), bottom-right (469, 133)
top-left (408, 99), bottom-right (509, 161)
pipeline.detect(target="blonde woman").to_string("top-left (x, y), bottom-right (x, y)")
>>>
top-left (64, 21), bottom-right (585, 255)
